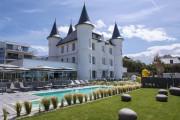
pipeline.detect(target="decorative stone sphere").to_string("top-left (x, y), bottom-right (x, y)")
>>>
top-left (158, 89), bottom-right (168, 95)
top-left (156, 94), bottom-right (168, 102)
top-left (121, 94), bottom-right (132, 102)
top-left (169, 87), bottom-right (180, 96)
top-left (118, 108), bottom-right (137, 120)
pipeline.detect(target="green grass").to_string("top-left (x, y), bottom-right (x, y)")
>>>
top-left (21, 89), bottom-right (180, 120)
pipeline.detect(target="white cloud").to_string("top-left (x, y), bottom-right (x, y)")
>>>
top-left (58, 26), bottom-right (69, 34)
top-left (31, 45), bottom-right (48, 56)
top-left (121, 25), bottom-right (176, 42)
top-left (95, 19), bottom-right (106, 29)
top-left (125, 43), bottom-right (180, 64)
top-left (22, 9), bottom-right (44, 13)
top-left (97, 24), bottom-right (176, 42)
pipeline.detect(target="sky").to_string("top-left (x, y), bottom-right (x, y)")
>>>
top-left (0, 0), bottom-right (180, 64)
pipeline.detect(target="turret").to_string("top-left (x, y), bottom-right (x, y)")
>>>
top-left (76, 3), bottom-right (94, 80)
top-left (47, 20), bottom-right (61, 60)
top-left (111, 23), bottom-right (124, 80)
top-left (67, 22), bottom-right (73, 35)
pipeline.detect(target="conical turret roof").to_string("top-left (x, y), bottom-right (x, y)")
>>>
top-left (48, 19), bottom-right (60, 38)
top-left (112, 23), bottom-right (121, 39)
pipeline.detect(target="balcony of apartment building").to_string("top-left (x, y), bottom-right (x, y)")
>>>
top-left (5, 43), bottom-right (34, 56)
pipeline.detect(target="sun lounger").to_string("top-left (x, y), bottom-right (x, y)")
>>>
top-left (6, 82), bottom-right (19, 93)
top-left (74, 80), bottom-right (83, 86)
top-left (0, 83), bottom-right (7, 94)
top-left (19, 82), bottom-right (32, 92)
top-left (68, 80), bottom-right (77, 87)
top-left (43, 83), bottom-right (52, 90)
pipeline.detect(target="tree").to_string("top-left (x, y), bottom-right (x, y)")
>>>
top-left (123, 56), bottom-right (146, 73)
top-left (153, 54), bottom-right (164, 77)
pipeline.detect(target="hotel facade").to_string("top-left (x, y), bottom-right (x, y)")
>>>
top-left (47, 4), bottom-right (124, 80)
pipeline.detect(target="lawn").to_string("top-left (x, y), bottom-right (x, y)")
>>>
top-left (21, 88), bottom-right (180, 120)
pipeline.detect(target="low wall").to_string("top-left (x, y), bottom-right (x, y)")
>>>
top-left (141, 77), bottom-right (180, 88)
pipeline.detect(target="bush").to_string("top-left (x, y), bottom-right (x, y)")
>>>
top-left (51, 97), bottom-right (58, 109)
top-left (112, 88), bottom-right (116, 95)
top-left (99, 90), bottom-right (104, 98)
top-left (93, 91), bottom-right (97, 100)
top-left (72, 94), bottom-right (77, 104)
top-left (3, 108), bottom-right (8, 120)
top-left (96, 91), bottom-right (100, 99)
top-left (15, 102), bottom-right (22, 117)
top-left (108, 89), bottom-right (112, 96)
top-left (84, 94), bottom-right (88, 102)
top-left (104, 90), bottom-right (108, 97)
top-left (41, 98), bottom-right (51, 111)
top-left (77, 94), bottom-right (84, 104)
top-left (64, 94), bottom-right (72, 105)
top-left (89, 94), bottom-right (92, 101)
top-left (24, 101), bottom-right (32, 115)
top-left (60, 99), bottom-right (64, 108)
top-left (38, 104), bottom-right (41, 113)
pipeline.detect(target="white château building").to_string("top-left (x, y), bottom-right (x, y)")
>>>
top-left (47, 4), bottom-right (124, 80)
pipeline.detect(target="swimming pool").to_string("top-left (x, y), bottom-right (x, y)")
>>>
top-left (32, 85), bottom-right (111, 108)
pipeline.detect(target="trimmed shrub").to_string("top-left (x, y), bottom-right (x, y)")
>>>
top-left (41, 98), bottom-right (50, 111)
top-left (77, 94), bottom-right (84, 104)
top-left (84, 94), bottom-right (88, 102)
top-left (112, 88), bottom-right (116, 95)
top-left (89, 94), bottom-right (92, 101)
top-left (108, 89), bottom-right (112, 96)
top-left (99, 90), bottom-right (104, 98)
top-left (96, 91), bottom-right (100, 99)
top-left (51, 97), bottom-right (58, 109)
top-left (60, 99), bottom-right (64, 108)
top-left (104, 90), bottom-right (108, 97)
top-left (15, 102), bottom-right (22, 117)
top-left (38, 104), bottom-right (41, 113)
top-left (3, 108), bottom-right (8, 120)
top-left (93, 91), bottom-right (97, 100)
top-left (72, 94), bottom-right (77, 104)
top-left (64, 94), bottom-right (72, 105)
top-left (24, 101), bottom-right (32, 115)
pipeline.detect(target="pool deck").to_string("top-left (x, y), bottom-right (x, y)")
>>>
top-left (0, 91), bottom-right (41, 119)
top-left (0, 85), bottom-right (105, 119)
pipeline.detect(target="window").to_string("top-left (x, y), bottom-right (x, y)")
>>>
top-left (102, 57), bottom-right (105, 65)
top-left (170, 60), bottom-right (173, 64)
top-left (67, 58), bottom-right (68, 62)
top-left (22, 46), bottom-right (28, 52)
top-left (92, 71), bottom-right (96, 79)
top-left (110, 71), bottom-right (114, 78)
top-left (92, 56), bottom-right (96, 64)
top-left (61, 58), bottom-right (64, 62)
top-left (102, 46), bottom-right (105, 52)
top-left (72, 57), bottom-right (75, 63)
top-left (109, 48), bottom-right (112, 55)
top-left (89, 39), bottom-right (92, 48)
top-left (89, 55), bottom-right (91, 63)
top-left (110, 59), bottom-right (113, 66)
top-left (61, 46), bottom-right (64, 53)
top-left (6, 44), bottom-right (13, 50)
top-left (92, 43), bottom-right (95, 50)
top-left (72, 43), bottom-right (75, 51)
top-left (102, 71), bottom-right (106, 78)
top-left (66, 44), bottom-right (69, 52)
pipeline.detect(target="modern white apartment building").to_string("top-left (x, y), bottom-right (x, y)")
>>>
top-left (47, 4), bottom-right (124, 80)
top-left (0, 41), bottom-right (34, 64)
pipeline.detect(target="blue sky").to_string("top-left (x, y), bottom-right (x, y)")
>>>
top-left (0, 0), bottom-right (180, 63)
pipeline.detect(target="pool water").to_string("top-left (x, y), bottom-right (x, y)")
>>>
top-left (32, 86), bottom-right (111, 108)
